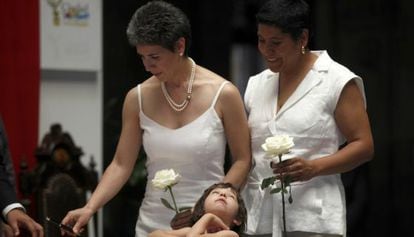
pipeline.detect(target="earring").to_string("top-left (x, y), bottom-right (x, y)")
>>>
top-left (301, 46), bottom-right (306, 55)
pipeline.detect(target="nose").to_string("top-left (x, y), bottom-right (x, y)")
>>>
top-left (264, 44), bottom-right (275, 55)
top-left (219, 192), bottom-right (227, 198)
top-left (259, 43), bottom-right (274, 57)
top-left (141, 58), bottom-right (156, 72)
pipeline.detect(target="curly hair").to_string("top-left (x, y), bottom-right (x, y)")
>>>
top-left (126, 0), bottom-right (192, 56)
top-left (191, 183), bottom-right (247, 234)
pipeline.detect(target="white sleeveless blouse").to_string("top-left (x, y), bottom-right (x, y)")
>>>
top-left (243, 51), bottom-right (366, 236)
top-left (134, 81), bottom-right (229, 236)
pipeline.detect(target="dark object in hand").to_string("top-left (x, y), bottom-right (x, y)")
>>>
top-left (170, 209), bottom-right (193, 229)
top-left (45, 217), bottom-right (82, 236)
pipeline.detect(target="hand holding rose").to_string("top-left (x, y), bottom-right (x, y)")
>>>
top-left (264, 135), bottom-right (316, 182)
top-left (271, 157), bottom-right (316, 182)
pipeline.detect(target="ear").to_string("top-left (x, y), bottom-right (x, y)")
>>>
top-left (299, 29), bottom-right (309, 47)
top-left (175, 37), bottom-right (186, 55)
top-left (232, 219), bottom-right (241, 226)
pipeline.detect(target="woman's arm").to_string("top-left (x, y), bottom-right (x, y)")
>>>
top-left (218, 83), bottom-right (251, 189)
top-left (274, 80), bottom-right (374, 181)
top-left (62, 88), bottom-right (142, 234)
top-left (313, 79), bottom-right (374, 174)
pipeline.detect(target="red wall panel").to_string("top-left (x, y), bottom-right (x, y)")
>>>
top-left (0, 0), bottom-right (40, 193)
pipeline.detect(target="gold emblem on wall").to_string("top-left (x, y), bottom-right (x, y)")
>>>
top-left (47, 0), bottom-right (63, 26)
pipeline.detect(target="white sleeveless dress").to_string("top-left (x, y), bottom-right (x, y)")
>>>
top-left (134, 81), bottom-right (229, 236)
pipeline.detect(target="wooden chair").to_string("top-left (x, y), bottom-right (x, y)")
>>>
top-left (41, 173), bottom-right (87, 236)
top-left (20, 123), bottom-right (98, 236)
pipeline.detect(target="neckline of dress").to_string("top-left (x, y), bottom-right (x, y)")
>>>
top-left (140, 107), bottom-right (220, 131)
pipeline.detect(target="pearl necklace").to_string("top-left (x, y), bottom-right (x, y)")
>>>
top-left (161, 58), bottom-right (196, 112)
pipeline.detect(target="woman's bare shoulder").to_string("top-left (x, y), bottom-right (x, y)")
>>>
top-left (197, 65), bottom-right (226, 84)
top-left (139, 76), bottom-right (159, 90)
top-left (195, 66), bottom-right (241, 100)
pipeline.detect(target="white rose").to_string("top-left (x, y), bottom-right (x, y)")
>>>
top-left (261, 135), bottom-right (294, 158)
top-left (152, 169), bottom-right (181, 190)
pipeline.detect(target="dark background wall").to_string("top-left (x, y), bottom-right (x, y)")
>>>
top-left (103, 0), bottom-right (414, 236)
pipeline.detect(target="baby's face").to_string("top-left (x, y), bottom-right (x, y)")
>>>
top-left (203, 187), bottom-right (239, 225)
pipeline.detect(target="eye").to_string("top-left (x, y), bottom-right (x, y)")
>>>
top-left (228, 193), bottom-right (236, 199)
top-left (150, 55), bottom-right (160, 60)
top-left (270, 40), bottom-right (281, 46)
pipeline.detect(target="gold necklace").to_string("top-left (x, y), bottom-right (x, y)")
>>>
top-left (161, 58), bottom-right (195, 112)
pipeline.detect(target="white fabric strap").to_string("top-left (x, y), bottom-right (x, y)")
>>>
top-left (137, 84), bottom-right (143, 112)
top-left (210, 81), bottom-right (229, 108)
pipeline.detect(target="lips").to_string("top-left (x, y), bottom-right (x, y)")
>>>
top-left (266, 57), bottom-right (281, 64)
top-left (215, 198), bottom-right (227, 205)
top-left (266, 57), bottom-right (283, 70)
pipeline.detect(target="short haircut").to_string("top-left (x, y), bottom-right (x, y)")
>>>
top-left (256, 0), bottom-right (310, 41)
top-left (126, 0), bottom-right (192, 56)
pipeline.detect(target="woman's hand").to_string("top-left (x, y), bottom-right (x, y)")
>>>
top-left (61, 206), bottom-right (94, 236)
top-left (271, 157), bottom-right (317, 182)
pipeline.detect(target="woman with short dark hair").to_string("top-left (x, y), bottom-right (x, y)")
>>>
top-left (242, 0), bottom-right (374, 236)
top-left (62, 1), bottom-right (251, 236)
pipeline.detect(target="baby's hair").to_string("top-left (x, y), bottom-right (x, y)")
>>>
top-left (191, 183), bottom-right (247, 233)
